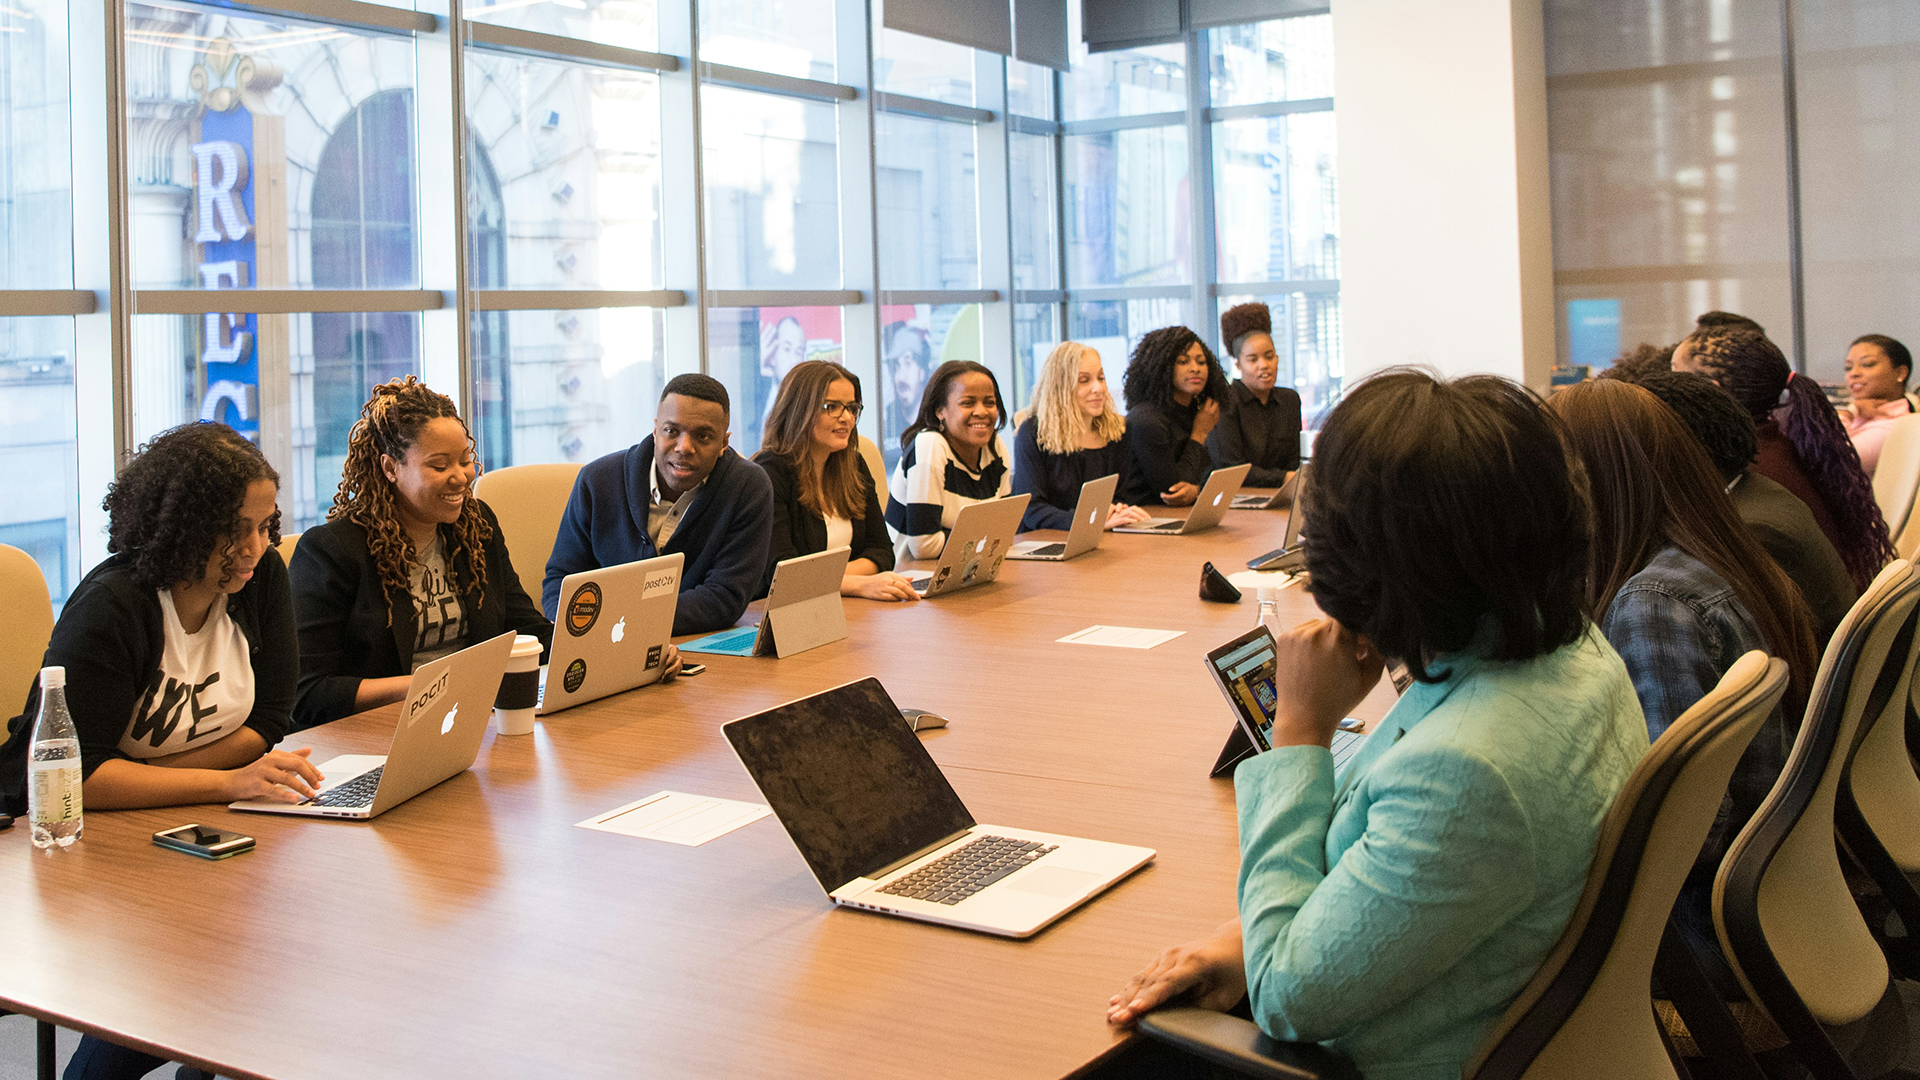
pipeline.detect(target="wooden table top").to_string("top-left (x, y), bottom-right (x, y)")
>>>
top-left (0, 497), bottom-right (1397, 1080)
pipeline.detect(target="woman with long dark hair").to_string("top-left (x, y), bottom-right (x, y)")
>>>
top-left (885, 360), bottom-right (1013, 561)
top-left (756, 360), bottom-right (918, 601)
top-left (289, 376), bottom-right (553, 729)
top-left (1108, 371), bottom-right (1646, 1079)
top-left (1118, 326), bottom-right (1230, 506)
top-left (1676, 325), bottom-right (1893, 589)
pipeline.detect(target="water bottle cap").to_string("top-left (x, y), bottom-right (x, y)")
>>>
top-left (39, 666), bottom-right (65, 690)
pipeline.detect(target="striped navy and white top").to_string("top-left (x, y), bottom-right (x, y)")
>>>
top-left (885, 429), bottom-right (1013, 562)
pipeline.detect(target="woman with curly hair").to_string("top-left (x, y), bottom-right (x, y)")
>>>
top-left (1, 421), bottom-right (319, 825)
top-left (1675, 325), bottom-right (1894, 590)
top-left (1207, 303), bottom-right (1302, 489)
top-left (289, 377), bottom-right (552, 730)
top-left (755, 360), bottom-right (920, 601)
top-left (1011, 341), bottom-right (1151, 532)
top-left (1119, 325), bottom-right (1229, 506)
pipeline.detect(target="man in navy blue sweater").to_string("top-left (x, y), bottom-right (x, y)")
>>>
top-left (543, 374), bottom-right (775, 636)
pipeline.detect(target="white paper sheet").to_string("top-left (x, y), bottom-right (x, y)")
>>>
top-left (1055, 625), bottom-right (1186, 650)
top-left (575, 791), bottom-right (771, 846)
top-left (1227, 569), bottom-right (1302, 591)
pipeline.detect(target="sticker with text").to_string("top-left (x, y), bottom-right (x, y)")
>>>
top-left (566, 582), bottom-right (602, 637)
top-left (563, 658), bottom-right (588, 693)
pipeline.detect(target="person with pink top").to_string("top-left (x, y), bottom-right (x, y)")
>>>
top-left (1840, 333), bottom-right (1915, 477)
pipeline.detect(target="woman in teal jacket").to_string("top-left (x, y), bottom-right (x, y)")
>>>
top-left (1110, 371), bottom-right (1650, 1080)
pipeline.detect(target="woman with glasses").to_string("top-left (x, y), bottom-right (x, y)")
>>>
top-left (756, 360), bottom-right (919, 601)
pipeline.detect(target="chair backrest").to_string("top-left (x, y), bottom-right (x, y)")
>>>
top-left (275, 529), bottom-right (300, 572)
top-left (1714, 561), bottom-right (1920, 1061)
top-left (1468, 652), bottom-right (1789, 1080)
top-left (0, 544), bottom-right (56, 723)
top-left (1841, 590), bottom-right (1920, 875)
top-left (1870, 413), bottom-right (1920, 543)
top-left (471, 462), bottom-right (583, 601)
top-left (856, 434), bottom-right (889, 508)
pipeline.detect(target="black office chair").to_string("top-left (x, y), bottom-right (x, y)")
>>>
top-left (1140, 652), bottom-right (1791, 1080)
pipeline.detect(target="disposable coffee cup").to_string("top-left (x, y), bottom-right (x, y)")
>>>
top-left (493, 634), bottom-right (543, 736)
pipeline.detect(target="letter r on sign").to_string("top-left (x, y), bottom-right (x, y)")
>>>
top-left (192, 140), bottom-right (252, 243)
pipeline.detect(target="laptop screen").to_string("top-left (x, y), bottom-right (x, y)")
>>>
top-left (1206, 627), bottom-right (1281, 752)
top-left (725, 678), bottom-right (976, 892)
top-left (1282, 463), bottom-right (1310, 550)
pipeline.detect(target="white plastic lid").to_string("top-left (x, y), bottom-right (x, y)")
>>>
top-left (40, 666), bottom-right (65, 690)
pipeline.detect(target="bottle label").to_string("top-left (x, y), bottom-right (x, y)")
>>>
top-left (29, 759), bottom-right (82, 824)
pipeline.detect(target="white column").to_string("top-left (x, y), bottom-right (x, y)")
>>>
top-left (1331, 0), bottom-right (1554, 390)
top-left (127, 186), bottom-right (191, 445)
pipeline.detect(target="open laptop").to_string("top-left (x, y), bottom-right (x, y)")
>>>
top-left (230, 631), bottom-right (516, 819)
top-left (725, 677), bottom-right (1155, 938)
top-left (1112, 463), bottom-right (1251, 535)
top-left (909, 493), bottom-right (1030, 597)
top-left (1203, 624), bottom-right (1364, 779)
top-left (1232, 465), bottom-right (1302, 510)
top-left (539, 552), bottom-right (684, 715)
top-left (680, 546), bottom-right (850, 659)
top-left (1246, 464), bottom-right (1311, 573)
top-left (1007, 473), bottom-right (1118, 562)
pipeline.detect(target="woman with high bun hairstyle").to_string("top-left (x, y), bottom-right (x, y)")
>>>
top-left (1675, 325), bottom-right (1893, 590)
top-left (289, 377), bottom-right (551, 730)
top-left (1208, 302), bottom-right (1302, 489)
top-left (1118, 325), bottom-right (1230, 506)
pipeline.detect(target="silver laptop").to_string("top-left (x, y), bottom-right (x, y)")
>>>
top-left (1112, 463), bottom-right (1252, 535)
top-left (725, 677), bottom-right (1155, 938)
top-left (1232, 466), bottom-right (1302, 510)
top-left (681, 546), bottom-right (851, 659)
top-left (230, 631), bottom-right (516, 820)
top-left (1008, 473), bottom-right (1119, 562)
top-left (911, 494), bottom-right (1031, 597)
top-left (539, 552), bottom-right (684, 715)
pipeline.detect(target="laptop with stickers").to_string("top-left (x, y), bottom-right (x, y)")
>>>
top-left (909, 494), bottom-right (1030, 597)
top-left (229, 631), bottom-right (516, 820)
top-left (538, 552), bottom-right (685, 715)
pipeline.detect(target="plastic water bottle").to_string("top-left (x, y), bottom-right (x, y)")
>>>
top-left (28, 666), bottom-right (83, 849)
top-left (1256, 587), bottom-right (1281, 634)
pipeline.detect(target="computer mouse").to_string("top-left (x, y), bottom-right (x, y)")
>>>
top-left (900, 708), bottom-right (949, 732)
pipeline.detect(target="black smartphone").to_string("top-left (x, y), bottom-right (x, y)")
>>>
top-left (679, 663), bottom-right (706, 677)
top-left (153, 824), bottom-right (255, 860)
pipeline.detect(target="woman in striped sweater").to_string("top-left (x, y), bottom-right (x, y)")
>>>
top-left (885, 360), bottom-right (1013, 561)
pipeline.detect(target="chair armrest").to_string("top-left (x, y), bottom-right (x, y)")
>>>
top-left (1136, 1008), bottom-right (1362, 1080)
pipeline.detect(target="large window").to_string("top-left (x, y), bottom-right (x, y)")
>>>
top-left (14, 0), bottom-right (1339, 601)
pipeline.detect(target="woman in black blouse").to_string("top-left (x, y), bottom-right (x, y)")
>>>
top-left (1013, 341), bottom-right (1151, 532)
top-left (1207, 302), bottom-right (1302, 488)
top-left (755, 360), bottom-right (919, 602)
top-left (1119, 326), bottom-right (1230, 506)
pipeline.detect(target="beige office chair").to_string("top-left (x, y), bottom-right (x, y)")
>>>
top-left (1714, 560), bottom-right (1920, 1080)
top-left (471, 462), bottom-right (582, 603)
top-left (0, 543), bottom-right (55, 717)
top-left (1141, 652), bottom-right (1792, 1080)
top-left (856, 434), bottom-right (890, 508)
top-left (274, 529), bottom-right (301, 572)
top-left (1871, 415), bottom-right (1920, 557)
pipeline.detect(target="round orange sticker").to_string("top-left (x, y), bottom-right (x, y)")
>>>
top-left (566, 582), bottom-right (602, 637)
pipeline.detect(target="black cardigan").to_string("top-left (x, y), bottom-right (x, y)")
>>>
top-left (752, 450), bottom-right (893, 594)
top-left (1120, 398), bottom-right (1214, 505)
top-left (288, 500), bottom-right (552, 730)
top-left (0, 550), bottom-right (298, 815)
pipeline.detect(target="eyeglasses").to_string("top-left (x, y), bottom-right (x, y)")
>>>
top-left (820, 400), bottom-right (864, 420)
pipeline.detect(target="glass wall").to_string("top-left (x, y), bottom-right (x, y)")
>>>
top-left (6, 0), bottom-right (1342, 601)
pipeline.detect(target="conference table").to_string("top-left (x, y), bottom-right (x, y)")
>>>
top-left (0, 494), bottom-right (1400, 1080)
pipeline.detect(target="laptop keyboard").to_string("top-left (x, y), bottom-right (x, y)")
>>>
top-left (1025, 542), bottom-right (1065, 557)
top-left (309, 766), bottom-right (384, 808)
top-left (878, 834), bottom-right (1058, 905)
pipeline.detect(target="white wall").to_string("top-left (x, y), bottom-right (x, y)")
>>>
top-left (1331, 0), bottom-right (1555, 390)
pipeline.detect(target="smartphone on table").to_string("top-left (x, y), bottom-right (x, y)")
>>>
top-left (153, 824), bottom-right (255, 860)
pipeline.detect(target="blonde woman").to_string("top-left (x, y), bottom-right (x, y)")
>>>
top-left (1012, 342), bottom-right (1152, 532)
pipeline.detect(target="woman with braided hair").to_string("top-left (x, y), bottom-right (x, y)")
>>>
top-left (1207, 302), bottom-right (1303, 489)
top-left (289, 377), bottom-right (551, 730)
top-left (1675, 325), bottom-right (1894, 590)
top-left (1118, 325), bottom-right (1230, 506)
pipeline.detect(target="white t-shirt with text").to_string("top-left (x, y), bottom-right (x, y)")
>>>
top-left (120, 590), bottom-right (256, 758)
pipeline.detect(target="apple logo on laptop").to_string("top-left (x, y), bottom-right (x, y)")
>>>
top-left (440, 704), bottom-right (458, 735)
top-left (611, 616), bottom-right (626, 644)
top-left (1213, 493), bottom-right (1224, 507)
